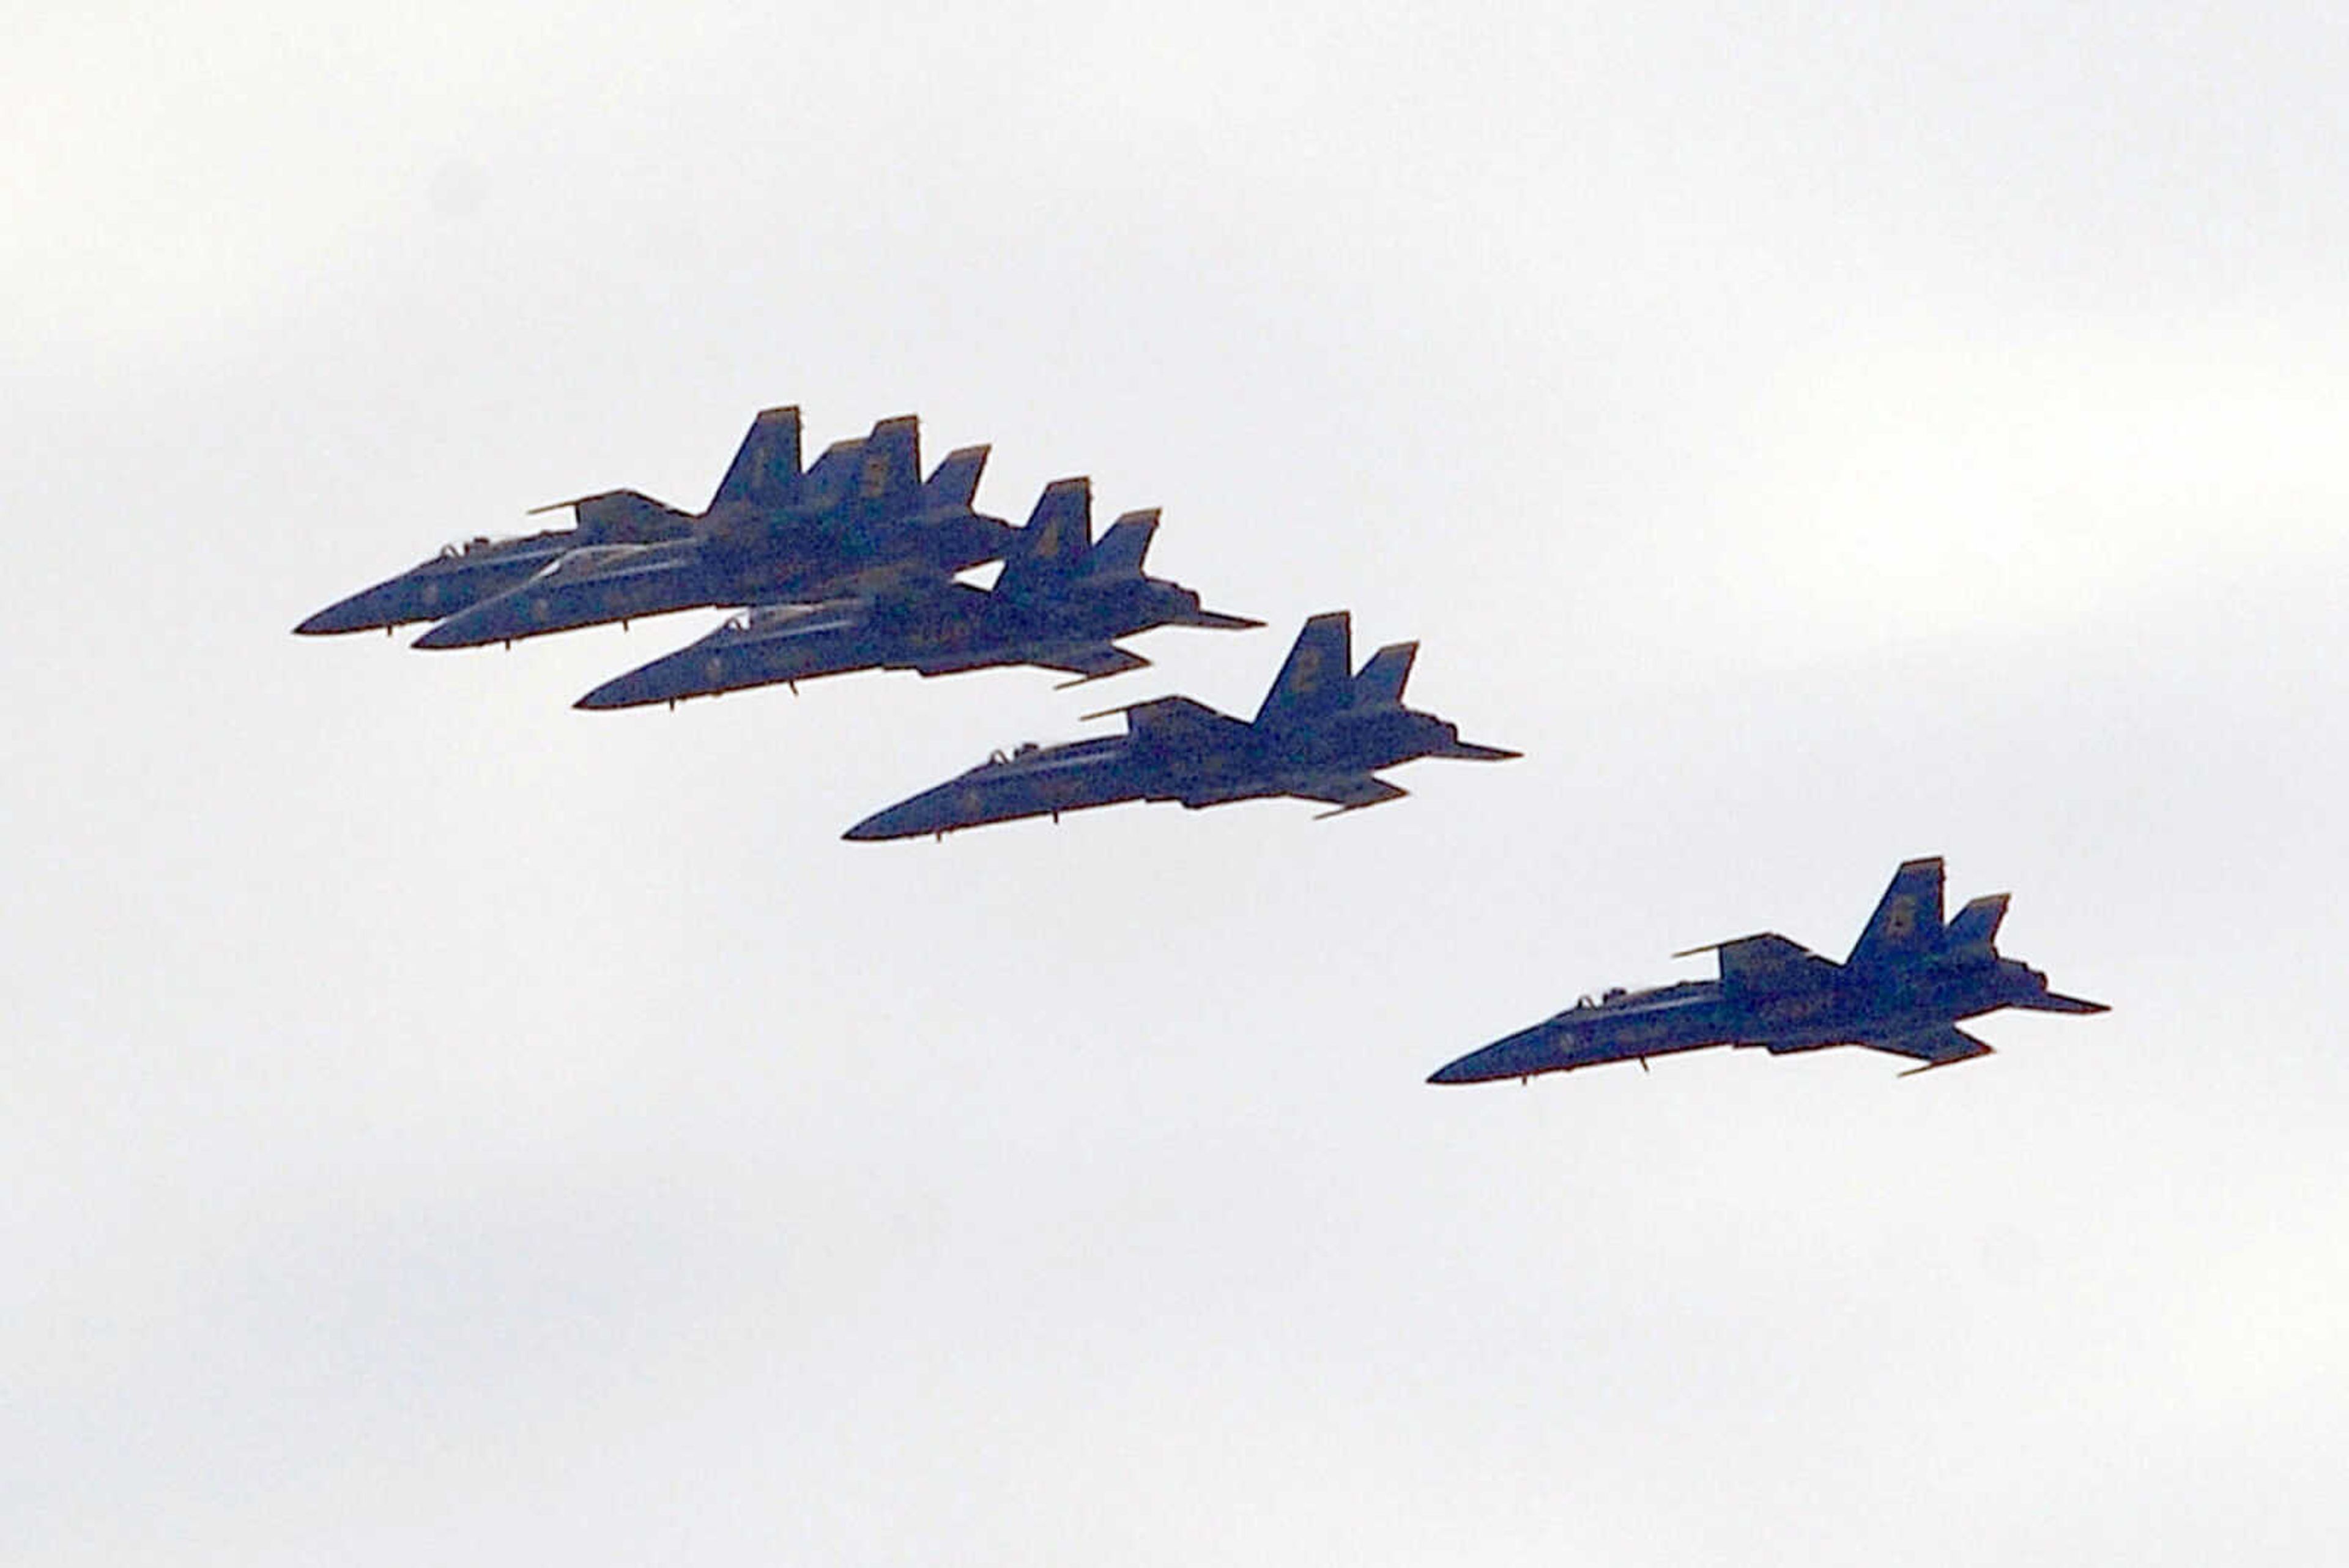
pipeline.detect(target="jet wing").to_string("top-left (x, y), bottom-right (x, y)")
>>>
top-left (1865, 1024), bottom-right (1995, 1076)
top-left (1033, 642), bottom-right (1151, 685)
top-left (1115, 695), bottom-right (1253, 749)
top-left (1675, 932), bottom-right (1839, 995)
top-left (1290, 774), bottom-right (1408, 818)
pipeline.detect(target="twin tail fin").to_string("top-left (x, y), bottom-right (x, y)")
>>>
top-left (710, 406), bottom-right (803, 510)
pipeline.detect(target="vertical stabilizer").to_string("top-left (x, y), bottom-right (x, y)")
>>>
top-left (1253, 612), bottom-right (1354, 728)
top-left (1351, 642), bottom-right (1419, 708)
top-left (800, 438), bottom-right (867, 508)
top-left (853, 415), bottom-right (923, 515)
top-left (1086, 510), bottom-right (1160, 578)
top-left (1943, 893), bottom-right (2011, 956)
top-left (998, 478), bottom-right (1094, 597)
top-left (922, 445), bottom-right (990, 513)
top-left (710, 406), bottom-right (803, 510)
top-left (1846, 858), bottom-right (1948, 970)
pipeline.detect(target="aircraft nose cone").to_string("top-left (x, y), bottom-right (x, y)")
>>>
top-left (843, 793), bottom-right (948, 842)
top-left (576, 662), bottom-right (678, 710)
top-left (1426, 1025), bottom-right (1570, 1085)
top-left (574, 680), bottom-right (633, 711)
top-left (295, 587), bottom-right (399, 635)
top-left (843, 808), bottom-right (912, 842)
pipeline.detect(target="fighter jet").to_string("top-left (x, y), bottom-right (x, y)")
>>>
top-left (411, 417), bottom-right (1009, 650)
top-left (1427, 858), bottom-right (2107, 1085)
top-left (574, 477), bottom-right (1260, 710)
top-left (844, 611), bottom-right (1516, 840)
top-left (292, 405), bottom-right (803, 635)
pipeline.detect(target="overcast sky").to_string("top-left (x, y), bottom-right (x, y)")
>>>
top-left (6, 4), bottom-right (2346, 1563)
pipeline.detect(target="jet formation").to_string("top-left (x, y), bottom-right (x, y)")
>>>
top-left (577, 478), bottom-right (1261, 709)
top-left (1428, 858), bottom-right (2106, 1084)
top-left (300, 403), bottom-right (2106, 1083)
top-left (297, 406), bottom-right (1269, 711)
top-left (410, 414), bottom-right (1006, 650)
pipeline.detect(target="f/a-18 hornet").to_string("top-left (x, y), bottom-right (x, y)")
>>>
top-left (294, 405), bottom-right (804, 636)
top-left (412, 414), bottom-right (1008, 649)
top-left (574, 476), bottom-right (1260, 709)
top-left (845, 611), bottom-right (1517, 840)
top-left (1428, 858), bottom-right (2107, 1085)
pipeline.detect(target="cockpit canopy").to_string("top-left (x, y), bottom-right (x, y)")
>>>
top-left (436, 534), bottom-right (518, 560)
top-left (725, 601), bottom-right (847, 635)
top-left (535, 543), bottom-right (644, 579)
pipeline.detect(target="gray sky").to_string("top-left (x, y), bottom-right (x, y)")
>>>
top-left (6, 4), bottom-right (2345, 1562)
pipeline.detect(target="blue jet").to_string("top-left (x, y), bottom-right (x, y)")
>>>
top-left (1428, 858), bottom-right (2108, 1084)
top-left (293, 405), bottom-right (801, 635)
top-left (573, 477), bottom-right (1260, 710)
top-left (844, 611), bottom-right (1517, 840)
top-left (410, 416), bottom-right (1006, 650)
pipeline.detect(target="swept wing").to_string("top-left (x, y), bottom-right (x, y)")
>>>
top-left (1111, 695), bottom-right (1255, 749)
top-left (1674, 932), bottom-right (1840, 995)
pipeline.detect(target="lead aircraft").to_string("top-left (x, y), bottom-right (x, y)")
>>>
top-left (294, 405), bottom-right (804, 634)
top-left (1428, 858), bottom-right (2107, 1084)
top-left (845, 611), bottom-right (1516, 840)
top-left (410, 415), bottom-right (1007, 649)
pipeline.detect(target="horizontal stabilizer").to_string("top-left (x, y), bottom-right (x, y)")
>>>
top-left (1087, 510), bottom-right (1158, 578)
top-left (1352, 642), bottom-right (1417, 708)
top-left (711, 405), bottom-right (803, 509)
top-left (2011, 990), bottom-right (2110, 1015)
top-left (1253, 612), bottom-right (1353, 727)
top-left (1874, 1025), bottom-right (1997, 1076)
top-left (1037, 642), bottom-right (1150, 685)
top-left (922, 445), bottom-right (990, 511)
top-left (1295, 774), bottom-right (1408, 818)
top-left (1171, 608), bottom-right (1266, 630)
top-left (1427, 737), bottom-right (1521, 761)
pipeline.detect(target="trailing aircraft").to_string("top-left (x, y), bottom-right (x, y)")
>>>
top-left (1428, 858), bottom-right (2107, 1084)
